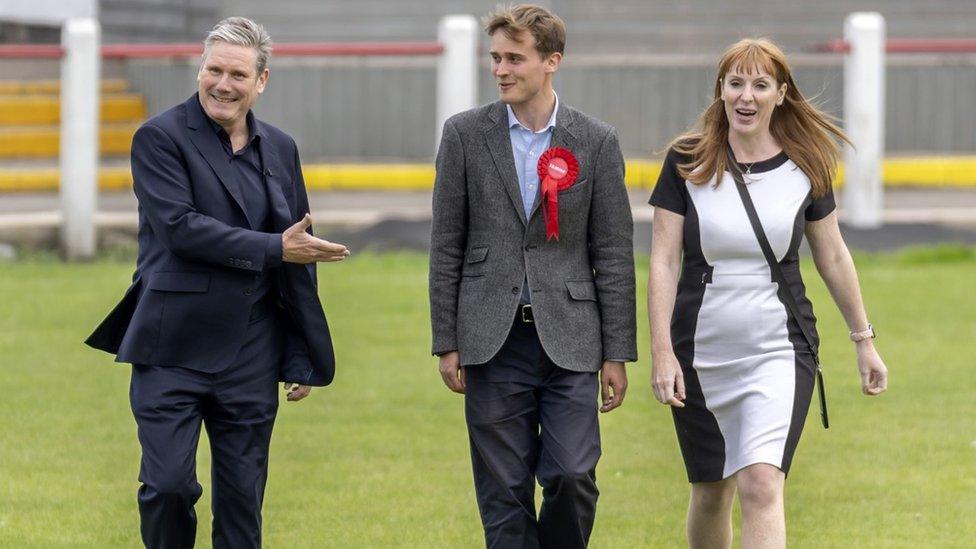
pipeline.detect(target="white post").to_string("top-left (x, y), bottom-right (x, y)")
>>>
top-left (60, 18), bottom-right (101, 260)
top-left (843, 12), bottom-right (885, 229)
top-left (436, 14), bottom-right (478, 152)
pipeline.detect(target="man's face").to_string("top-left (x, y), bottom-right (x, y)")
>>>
top-left (489, 30), bottom-right (560, 106)
top-left (197, 41), bottom-right (268, 129)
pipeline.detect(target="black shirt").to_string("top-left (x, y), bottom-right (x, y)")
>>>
top-left (208, 113), bottom-right (279, 307)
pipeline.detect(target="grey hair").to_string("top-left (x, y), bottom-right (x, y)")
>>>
top-left (203, 17), bottom-right (273, 73)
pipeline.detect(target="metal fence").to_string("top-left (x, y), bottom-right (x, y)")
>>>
top-left (122, 53), bottom-right (976, 160)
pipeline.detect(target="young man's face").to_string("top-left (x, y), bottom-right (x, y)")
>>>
top-left (489, 29), bottom-right (560, 106)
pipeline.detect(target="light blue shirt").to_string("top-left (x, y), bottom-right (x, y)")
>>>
top-left (507, 93), bottom-right (559, 219)
top-left (507, 92), bottom-right (558, 304)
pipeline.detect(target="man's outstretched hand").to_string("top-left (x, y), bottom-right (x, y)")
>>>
top-left (282, 214), bottom-right (350, 264)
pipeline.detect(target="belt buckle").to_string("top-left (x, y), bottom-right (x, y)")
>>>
top-left (521, 304), bottom-right (533, 323)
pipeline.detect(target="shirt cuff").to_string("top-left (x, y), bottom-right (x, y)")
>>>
top-left (265, 233), bottom-right (283, 269)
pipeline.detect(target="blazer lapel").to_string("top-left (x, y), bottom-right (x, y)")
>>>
top-left (483, 101), bottom-right (528, 226)
top-left (255, 125), bottom-right (293, 233)
top-left (528, 106), bottom-right (578, 221)
top-left (184, 94), bottom-right (253, 228)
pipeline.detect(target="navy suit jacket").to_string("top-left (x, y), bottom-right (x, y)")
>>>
top-left (86, 94), bottom-right (335, 386)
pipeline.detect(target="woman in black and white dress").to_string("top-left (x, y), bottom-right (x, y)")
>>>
top-left (648, 39), bottom-right (888, 548)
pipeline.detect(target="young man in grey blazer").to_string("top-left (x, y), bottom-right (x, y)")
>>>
top-left (428, 5), bottom-right (636, 548)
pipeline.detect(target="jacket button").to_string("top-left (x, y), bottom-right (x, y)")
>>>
top-left (511, 287), bottom-right (519, 294)
top-left (524, 244), bottom-right (536, 251)
top-left (244, 288), bottom-right (254, 295)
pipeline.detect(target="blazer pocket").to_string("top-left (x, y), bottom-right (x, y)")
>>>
top-left (560, 178), bottom-right (590, 195)
top-left (466, 245), bottom-right (489, 263)
top-left (148, 271), bottom-right (211, 293)
top-left (566, 280), bottom-right (597, 301)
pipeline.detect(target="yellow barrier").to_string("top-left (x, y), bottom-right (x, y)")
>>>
top-left (0, 93), bottom-right (146, 125)
top-left (0, 124), bottom-right (136, 157)
top-left (0, 79), bottom-right (129, 95)
top-left (0, 167), bottom-right (132, 192)
top-left (2, 157), bottom-right (976, 192)
top-left (302, 164), bottom-right (435, 190)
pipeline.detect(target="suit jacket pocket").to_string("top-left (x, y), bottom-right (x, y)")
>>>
top-left (148, 271), bottom-right (211, 293)
top-left (559, 178), bottom-right (590, 196)
top-left (566, 280), bottom-right (597, 301)
top-left (466, 246), bottom-right (489, 263)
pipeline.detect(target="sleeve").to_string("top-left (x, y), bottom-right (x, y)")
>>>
top-left (805, 186), bottom-right (836, 221)
top-left (428, 119), bottom-right (468, 356)
top-left (587, 128), bottom-right (637, 363)
top-left (265, 236), bottom-right (283, 268)
top-left (648, 148), bottom-right (689, 215)
top-left (130, 123), bottom-right (280, 273)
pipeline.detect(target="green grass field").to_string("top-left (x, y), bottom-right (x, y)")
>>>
top-left (1, 249), bottom-right (974, 547)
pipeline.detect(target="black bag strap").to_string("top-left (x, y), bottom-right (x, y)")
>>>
top-left (726, 146), bottom-right (830, 429)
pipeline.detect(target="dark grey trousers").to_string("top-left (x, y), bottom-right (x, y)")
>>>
top-left (464, 315), bottom-right (601, 549)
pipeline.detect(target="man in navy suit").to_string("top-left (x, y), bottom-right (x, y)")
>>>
top-left (86, 17), bottom-right (348, 548)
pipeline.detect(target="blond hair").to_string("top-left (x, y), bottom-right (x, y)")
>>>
top-left (483, 4), bottom-right (566, 56)
top-left (670, 38), bottom-right (850, 198)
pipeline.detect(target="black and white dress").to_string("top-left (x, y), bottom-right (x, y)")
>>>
top-left (649, 148), bottom-right (834, 483)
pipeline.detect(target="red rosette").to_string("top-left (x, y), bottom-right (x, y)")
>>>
top-left (536, 147), bottom-right (579, 241)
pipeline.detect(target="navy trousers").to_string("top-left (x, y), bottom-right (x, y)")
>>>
top-left (130, 311), bottom-right (282, 549)
top-left (464, 314), bottom-right (601, 549)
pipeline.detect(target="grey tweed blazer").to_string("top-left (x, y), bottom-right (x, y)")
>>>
top-left (429, 100), bottom-right (637, 372)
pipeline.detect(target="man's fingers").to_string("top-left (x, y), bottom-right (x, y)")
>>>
top-left (304, 236), bottom-right (347, 254)
top-left (286, 213), bottom-right (312, 235)
top-left (601, 374), bottom-right (611, 407)
top-left (306, 238), bottom-right (350, 260)
top-left (675, 372), bottom-right (686, 401)
top-left (317, 239), bottom-right (348, 254)
top-left (601, 400), bottom-right (619, 413)
top-left (440, 367), bottom-right (464, 394)
top-left (613, 378), bottom-right (627, 404)
top-left (285, 384), bottom-right (311, 402)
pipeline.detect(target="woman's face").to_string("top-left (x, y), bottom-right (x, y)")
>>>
top-left (720, 64), bottom-right (786, 140)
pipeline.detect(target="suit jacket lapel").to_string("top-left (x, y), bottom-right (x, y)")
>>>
top-left (255, 125), bottom-right (293, 233)
top-left (184, 94), bottom-right (253, 228)
top-left (484, 101), bottom-right (528, 226)
top-left (528, 106), bottom-right (578, 221)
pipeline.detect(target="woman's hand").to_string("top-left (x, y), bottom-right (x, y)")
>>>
top-left (856, 343), bottom-right (888, 395)
top-left (651, 350), bottom-right (686, 407)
